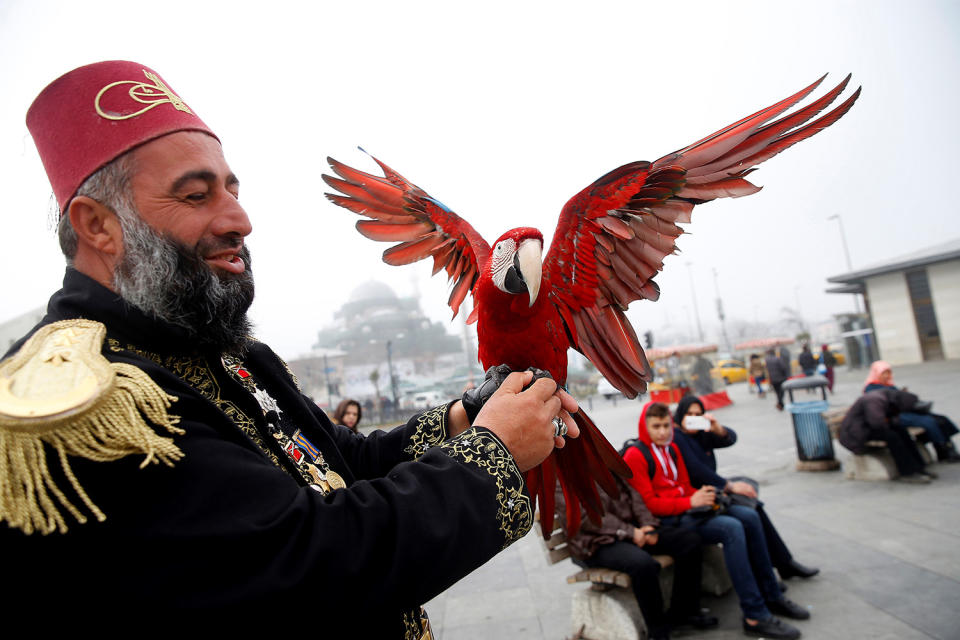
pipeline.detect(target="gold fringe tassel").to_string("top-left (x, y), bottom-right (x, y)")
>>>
top-left (0, 362), bottom-right (182, 535)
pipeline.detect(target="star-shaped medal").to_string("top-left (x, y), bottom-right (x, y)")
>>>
top-left (252, 387), bottom-right (282, 417)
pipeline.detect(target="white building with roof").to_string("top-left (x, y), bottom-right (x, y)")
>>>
top-left (826, 238), bottom-right (960, 365)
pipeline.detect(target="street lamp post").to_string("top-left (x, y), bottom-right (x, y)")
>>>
top-left (827, 214), bottom-right (862, 314)
top-left (712, 268), bottom-right (731, 352)
top-left (686, 262), bottom-right (705, 342)
top-left (794, 285), bottom-right (808, 336)
top-left (386, 340), bottom-right (399, 413)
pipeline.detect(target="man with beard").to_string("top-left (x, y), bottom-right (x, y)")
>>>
top-left (0, 61), bottom-right (578, 634)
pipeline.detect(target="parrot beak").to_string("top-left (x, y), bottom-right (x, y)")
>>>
top-left (516, 239), bottom-right (542, 307)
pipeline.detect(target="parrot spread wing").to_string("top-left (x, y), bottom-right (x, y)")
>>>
top-left (543, 74), bottom-right (860, 397)
top-left (323, 154), bottom-right (490, 319)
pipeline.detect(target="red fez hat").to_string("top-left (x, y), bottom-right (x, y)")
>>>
top-left (26, 60), bottom-right (218, 211)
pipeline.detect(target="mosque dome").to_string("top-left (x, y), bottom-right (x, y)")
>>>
top-left (348, 280), bottom-right (398, 303)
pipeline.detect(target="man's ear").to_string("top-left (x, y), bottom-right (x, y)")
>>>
top-left (67, 196), bottom-right (123, 257)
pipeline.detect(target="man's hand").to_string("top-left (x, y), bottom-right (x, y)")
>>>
top-left (690, 485), bottom-right (717, 508)
top-left (726, 480), bottom-right (758, 499)
top-left (633, 525), bottom-right (658, 547)
top-left (473, 371), bottom-right (579, 472)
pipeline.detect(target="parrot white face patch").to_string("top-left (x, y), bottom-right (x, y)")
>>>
top-left (490, 238), bottom-right (517, 292)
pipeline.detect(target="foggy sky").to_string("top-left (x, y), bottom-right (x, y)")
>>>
top-left (2, 0), bottom-right (958, 358)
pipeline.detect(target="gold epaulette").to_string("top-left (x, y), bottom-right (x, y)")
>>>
top-left (0, 319), bottom-right (183, 535)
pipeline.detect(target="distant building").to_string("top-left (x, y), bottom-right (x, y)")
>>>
top-left (290, 280), bottom-right (471, 408)
top-left (285, 347), bottom-right (347, 410)
top-left (0, 307), bottom-right (46, 353)
top-left (826, 238), bottom-right (960, 365)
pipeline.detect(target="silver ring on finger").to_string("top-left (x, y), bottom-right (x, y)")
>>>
top-left (553, 416), bottom-right (568, 438)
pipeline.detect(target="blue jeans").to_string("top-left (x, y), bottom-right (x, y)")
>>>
top-left (669, 505), bottom-right (781, 620)
top-left (900, 412), bottom-right (945, 444)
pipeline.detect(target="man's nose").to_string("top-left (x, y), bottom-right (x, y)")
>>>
top-left (212, 192), bottom-right (253, 238)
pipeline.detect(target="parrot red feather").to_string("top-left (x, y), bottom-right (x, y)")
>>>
top-left (322, 75), bottom-right (860, 537)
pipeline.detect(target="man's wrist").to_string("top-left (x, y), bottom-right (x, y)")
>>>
top-left (448, 401), bottom-right (471, 438)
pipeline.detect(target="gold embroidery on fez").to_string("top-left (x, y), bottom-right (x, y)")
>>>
top-left (95, 70), bottom-right (194, 121)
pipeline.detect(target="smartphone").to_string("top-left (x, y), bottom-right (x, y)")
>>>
top-left (685, 415), bottom-right (710, 430)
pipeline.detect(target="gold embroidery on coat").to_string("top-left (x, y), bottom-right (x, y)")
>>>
top-left (95, 70), bottom-right (194, 120)
top-left (439, 428), bottom-right (532, 548)
top-left (403, 404), bottom-right (448, 459)
top-left (106, 340), bottom-right (281, 468)
top-left (401, 607), bottom-right (433, 640)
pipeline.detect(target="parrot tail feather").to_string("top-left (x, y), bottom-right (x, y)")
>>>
top-left (538, 407), bottom-right (633, 539)
top-left (574, 409), bottom-right (632, 480)
top-left (559, 477), bottom-right (582, 540)
top-left (536, 454), bottom-right (558, 537)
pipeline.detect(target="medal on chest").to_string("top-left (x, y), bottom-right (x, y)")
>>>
top-left (222, 354), bottom-right (346, 494)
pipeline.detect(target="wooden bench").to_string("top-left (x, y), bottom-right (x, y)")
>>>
top-left (537, 512), bottom-right (731, 640)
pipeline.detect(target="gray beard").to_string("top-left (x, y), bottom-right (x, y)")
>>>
top-left (112, 211), bottom-right (255, 354)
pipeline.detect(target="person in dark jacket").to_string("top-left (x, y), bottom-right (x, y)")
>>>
top-left (818, 344), bottom-right (837, 393)
top-left (797, 344), bottom-right (816, 377)
top-left (840, 388), bottom-right (937, 482)
top-left (765, 348), bottom-right (790, 411)
top-left (672, 396), bottom-right (819, 581)
top-left (561, 476), bottom-right (718, 640)
top-left (863, 361), bottom-right (960, 462)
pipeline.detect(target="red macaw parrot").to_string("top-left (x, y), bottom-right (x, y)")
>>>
top-left (322, 74), bottom-right (860, 537)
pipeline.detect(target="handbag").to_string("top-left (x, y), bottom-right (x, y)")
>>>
top-left (725, 475), bottom-right (760, 510)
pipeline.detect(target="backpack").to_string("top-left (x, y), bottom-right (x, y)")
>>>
top-left (619, 438), bottom-right (678, 479)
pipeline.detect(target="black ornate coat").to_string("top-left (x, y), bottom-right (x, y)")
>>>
top-left (1, 269), bottom-right (532, 635)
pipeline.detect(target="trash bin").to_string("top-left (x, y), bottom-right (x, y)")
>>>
top-left (782, 375), bottom-right (839, 470)
top-left (787, 399), bottom-right (833, 460)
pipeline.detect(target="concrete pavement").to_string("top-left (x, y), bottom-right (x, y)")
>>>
top-left (426, 359), bottom-right (960, 639)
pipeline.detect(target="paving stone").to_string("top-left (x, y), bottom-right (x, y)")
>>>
top-left (439, 615), bottom-right (543, 640)
top-left (443, 586), bottom-right (537, 629)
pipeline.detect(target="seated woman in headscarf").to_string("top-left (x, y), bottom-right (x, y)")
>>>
top-left (840, 387), bottom-right (938, 482)
top-left (863, 361), bottom-right (959, 462)
top-left (671, 395), bottom-right (819, 581)
top-left (624, 402), bottom-right (809, 640)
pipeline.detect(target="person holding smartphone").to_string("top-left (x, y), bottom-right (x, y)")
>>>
top-left (560, 474), bottom-right (718, 640)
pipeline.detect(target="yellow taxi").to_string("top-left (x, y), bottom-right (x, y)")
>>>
top-left (711, 359), bottom-right (749, 384)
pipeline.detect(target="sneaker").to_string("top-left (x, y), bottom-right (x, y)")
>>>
top-left (897, 473), bottom-right (932, 484)
top-left (767, 597), bottom-right (811, 620)
top-left (743, 616), bottom-right (801, 639)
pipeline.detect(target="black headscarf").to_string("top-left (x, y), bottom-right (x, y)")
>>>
top-left (674, 395), bottom-right (706, 427)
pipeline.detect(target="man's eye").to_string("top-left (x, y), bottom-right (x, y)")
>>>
top-left (186, 193), bottom-right (206, 202)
